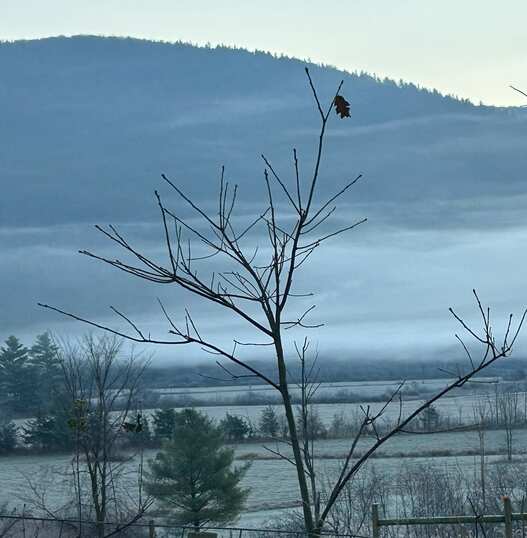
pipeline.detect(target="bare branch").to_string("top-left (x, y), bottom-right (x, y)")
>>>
top-left (511, 85), bottom-right (527, 99)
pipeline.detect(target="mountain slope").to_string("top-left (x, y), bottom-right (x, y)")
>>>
top-left (1, 35), bottom-right (525, 228)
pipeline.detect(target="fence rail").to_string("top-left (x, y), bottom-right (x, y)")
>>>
top-left (372, 495), bottom-right (523, 538)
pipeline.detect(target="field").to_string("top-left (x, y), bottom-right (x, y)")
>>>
top-left (2, 378), bottom-right (525, 528)
top-left (144, 376), bottom-right (505, 425)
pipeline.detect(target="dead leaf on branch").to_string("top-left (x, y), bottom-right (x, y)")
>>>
top-left (334, 95), bottom-right (351, 118)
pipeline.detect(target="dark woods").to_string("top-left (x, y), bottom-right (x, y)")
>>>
top-left (0, 334), bottom-right (148, 454)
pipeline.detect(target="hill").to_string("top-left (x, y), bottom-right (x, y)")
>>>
top-left (1, 35), bottom-right (525, 228)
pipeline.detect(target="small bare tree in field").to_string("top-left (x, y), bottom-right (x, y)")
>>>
top-left (19, 335), bottom-right (152, 537)
top-left (41, 70), bottom-right (526, 535)
top-left (498, 387), bottom-right (521, 462)
top-left (60, 335), bottom-right (152, 537)
top-left (472, 396), bottom-right (490, 510)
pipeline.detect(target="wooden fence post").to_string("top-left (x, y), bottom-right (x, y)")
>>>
top-left (149, 519), bottom-right (156, 538)
top-left (372, 503), bottom-right (380, 538)
top-left (504, 496), bottom-right (513, 538)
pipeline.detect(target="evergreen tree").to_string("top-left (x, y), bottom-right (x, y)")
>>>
top-left (145, 409), bottom-right (249, 528)
top-left (220, 413), bottom-right (250, 442)
top-left (259, 405), bottom-right (279, 438)
top-left (296, 407), bottom-right (327, 440)
top-left (30, 332), bottom-right (62, 410)
top-left (0, 420), bottom-right (17, 454)
top-left (420, 404), bottom-right (440, 432)
top-left (0, 336), bottom-right (37, 414)
top-left (152, 408), bottom-right (177, 440)
top-left (23, 409), bottom-right (75, 452)
top-left (30, 332), bottom-right (60, 369)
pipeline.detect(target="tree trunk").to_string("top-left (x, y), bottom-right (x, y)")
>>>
top-left (275, 337), bottom-right (315, 534)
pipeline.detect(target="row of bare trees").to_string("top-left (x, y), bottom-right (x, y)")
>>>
top-left (324, 460), bottom-right (527, 538)
top-left (472, 386), bottom-right (527, 465)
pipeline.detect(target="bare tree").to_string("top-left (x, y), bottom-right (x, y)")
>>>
top-left (511, 85), bottom-right (527, 99)
top-left (40, 70), bottom-right (526, 535)
top-left (472, 396), bottom-right (490, 510)
top-left (295, 340), bottom-right (323, 524)
top-left (59, 335), bottom-right (152, 537)
top-left (497, 387), bottom-right (521, 462)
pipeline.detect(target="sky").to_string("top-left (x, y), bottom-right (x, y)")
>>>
top-left (2, 0), bottom-right (527, 106)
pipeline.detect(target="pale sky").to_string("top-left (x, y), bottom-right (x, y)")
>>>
top-left (2, 0), bottom-right (527, 106)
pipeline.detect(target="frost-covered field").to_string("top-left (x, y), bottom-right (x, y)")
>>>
top-left (145, 377), bottom-right (507, 426)
top-left (13, 379), bottom-right (503, 436)
top-left (3, 379), bottom-right (524, 527)
top-left (140, 391), bottom-right (504, 429)
top-left (1, 427), bottom-right (525, 527)
top-left (153, 378), bottom-right (458, 401)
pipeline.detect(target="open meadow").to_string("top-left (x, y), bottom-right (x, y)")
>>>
top-left (4, 378), bottom-right (527, 528)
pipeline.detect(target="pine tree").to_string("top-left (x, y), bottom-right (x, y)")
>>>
top-left (30, 332), bottom-right (60, 370)
top-left (152, 408), bottom-right (177, 440)
top-left (0, 336), bottom-right (36, 414)
top-left (220, 413), bottom-right (251, 442)
top-left (297, 407), bottom-right (327, 440)
top-left (420, 404), bottom-right (440, 432)
top-left (30, 332), bottom-right (62, 411)
top-left (145, 409), bottom-right (250, 528)
top-left (0, 420), bottom-right (17, 454)
top-left (23, 410), bottom-right (74, 452)
top-left (259, 405), bottom-right (279, 438)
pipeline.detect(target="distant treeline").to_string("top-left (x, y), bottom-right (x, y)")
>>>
top-left (3, 332), bottom-right (526, 398)
top-left (1, 332), bottom-right (527, 459)
top-left (140, 356), bottom-right (527, 389)
top-left (141, 380), bottom-right (438, 410)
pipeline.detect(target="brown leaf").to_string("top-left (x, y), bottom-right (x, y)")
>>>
top-left (334, 95), bottom-right (351, 118)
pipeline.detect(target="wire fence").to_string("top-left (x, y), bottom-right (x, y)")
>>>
top-left (0, 514), bottom-right (364, 538)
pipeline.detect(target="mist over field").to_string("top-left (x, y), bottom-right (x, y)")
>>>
top-left (1, 35), bottom-right (527, 361)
